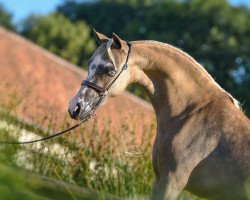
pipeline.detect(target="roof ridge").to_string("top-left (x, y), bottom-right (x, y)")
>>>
top-left (0, 26), bottom-right (153, 111)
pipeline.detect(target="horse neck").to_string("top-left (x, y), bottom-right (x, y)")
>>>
top-left (129, 41), bottom-right (224, 120)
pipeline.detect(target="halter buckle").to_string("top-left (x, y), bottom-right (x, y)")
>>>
top-left (99, 89), bottom-right (108, 96)
top-left (123, 63), bottom-right (128, 70)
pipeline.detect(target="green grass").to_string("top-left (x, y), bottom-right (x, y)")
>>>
top-left (0, 163), bottom-right (118, 200)
top-left (0, 109), bottom-right (202, 200)
top-left (0, 109), bottom-right (154, 199)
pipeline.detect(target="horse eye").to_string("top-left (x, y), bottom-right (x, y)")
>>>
top-left (108, 70), bottom-right (116, 77)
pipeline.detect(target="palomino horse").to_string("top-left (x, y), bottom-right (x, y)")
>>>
top-left (68, 30), bottom-right (250, 200)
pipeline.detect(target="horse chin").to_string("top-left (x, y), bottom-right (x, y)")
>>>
top-left (78, 106), bottom-right (92, 121)
top-left (77, 97), bottom-right (107, 121)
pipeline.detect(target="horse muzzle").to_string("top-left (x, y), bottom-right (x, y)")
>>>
top-left (68, 93), bottom-right (105, 121)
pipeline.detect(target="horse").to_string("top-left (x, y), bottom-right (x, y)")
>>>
top-left (68, 29), bottom-right (250, 200)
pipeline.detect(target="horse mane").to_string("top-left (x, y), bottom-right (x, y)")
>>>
top-left (132, 40), bottom-right (241, 110)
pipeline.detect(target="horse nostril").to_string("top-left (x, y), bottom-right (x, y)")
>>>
top-left (73, 104), bottom-right (81, 117)
top-left (68, 103), bottom-right (81, 118)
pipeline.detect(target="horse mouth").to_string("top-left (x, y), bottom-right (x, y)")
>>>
top-left (78, 105), bottom-right (92, 120)
top-left (75, 98), bottom-right (103, 121)
top-left (68, 94), bottom-right (106, 121)
top-left (68, 103), bottom-right (92, 121)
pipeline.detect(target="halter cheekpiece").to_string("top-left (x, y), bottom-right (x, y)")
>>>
top-left (81, 41), bottom-right (132, 97)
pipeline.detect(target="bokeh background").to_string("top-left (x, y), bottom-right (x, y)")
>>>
top-left (1, 0), bottom-right (249, 115)
top-left (0, 0), bottom-right (249, 199)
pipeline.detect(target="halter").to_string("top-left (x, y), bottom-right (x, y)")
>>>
top-left (81, 41), bottom-right (132, 97)
top-left (0, 41), bottom-right (132, 145)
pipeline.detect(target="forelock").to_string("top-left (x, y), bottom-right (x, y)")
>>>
top-left (106, 39), bottom-right (113, 49)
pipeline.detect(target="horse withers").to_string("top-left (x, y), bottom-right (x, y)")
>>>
top-left (68, 29), bottom-right (250, 200)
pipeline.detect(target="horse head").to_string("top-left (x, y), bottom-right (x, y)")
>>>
top-left (68, 29), bottom-right (132, 120)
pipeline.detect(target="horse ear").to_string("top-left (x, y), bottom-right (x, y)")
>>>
top-left (112, 33), bottom-right (123, 49)
top-left (93, 28), bottom-right (109, 44)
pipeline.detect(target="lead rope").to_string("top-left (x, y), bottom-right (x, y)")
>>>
top-left (0, 41), bottom-right (132, 145)
top-left (0, 115), bottom-right (92, 145)
top-left (0, 120), bottom-right (85, 145)
top-left (0, 95), bottom-right (103, 145)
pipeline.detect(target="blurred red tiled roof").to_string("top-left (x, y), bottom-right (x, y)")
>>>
top-left (0, 27), bottom-right (155, 144)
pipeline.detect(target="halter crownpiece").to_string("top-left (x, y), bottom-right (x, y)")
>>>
top-left (82, 40), bottom-right (132, 96)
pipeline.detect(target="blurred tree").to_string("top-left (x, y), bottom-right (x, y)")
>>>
top-left (57, 1), bottom-right (137, 36)
top-left (57, 0), bottom-right (151, 100)
top-left (21, 14), bottom-right (96, 67)
top-left (100, 0), bottom-right (153, 7)
top-left (0, 3), bottom-right (14, 30)
top-left (57, 0), bottom-right (250, 115)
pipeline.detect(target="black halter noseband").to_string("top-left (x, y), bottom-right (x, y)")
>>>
top-left (82, 41), bottom-right (132, 97)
